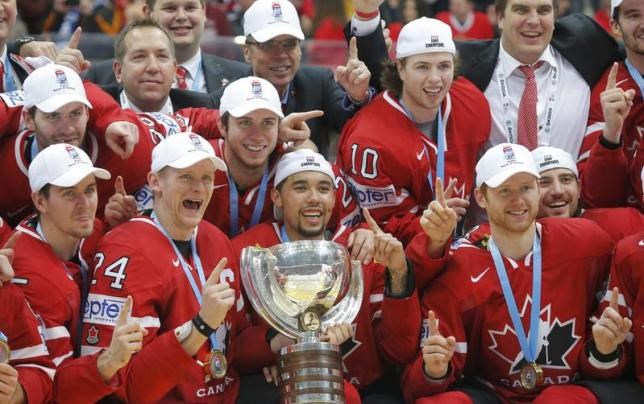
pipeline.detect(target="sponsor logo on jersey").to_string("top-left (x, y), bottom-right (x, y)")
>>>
top-left (347, 181), bottom-right (400, 209)
top-left (134, 185), bottom-right (154, 212)
top-left (84, 294), bottom-right (127, 326)
top-left (0, 90), bottom-right (25, 107)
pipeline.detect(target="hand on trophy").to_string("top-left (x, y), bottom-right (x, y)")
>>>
top-left (592, 287), bottom-right (632, 355)
top-left (320, 323), bottom-right (354, 345)
top-left (422, 310), bottom-right (456, 380)
top-left (262, 365), bottom-right (279, 386)
top-left (0, 362), bottom-right (23, 404)
top-left (347, 228), bottom-right (375, 265)
top-left (200, 258), bottom-right (235, 332)
top-left (363, 208), bottom-right (406, 275)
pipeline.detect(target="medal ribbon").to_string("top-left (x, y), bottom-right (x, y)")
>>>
top-left (496, 60), bottom-right (557, 144)
top-left (280, 224), bottom-right (289, 242)
top-left (151, 214), bottom-right (220, 350)
top-left (488, 232), bottom-right (542, 364)
top-left (228, 167), bottom-right (269, 237)
top-left (624, 59), bottom-right (644, 102)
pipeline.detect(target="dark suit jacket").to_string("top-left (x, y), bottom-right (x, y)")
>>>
top-left (100, 85), bottom-right (218, 110)
top-left (212, 65), bottom-right (357, 157)
top-left (348, 13), bottom-right (622, 92)
top-left (84, 52), bottom-right (249, 95)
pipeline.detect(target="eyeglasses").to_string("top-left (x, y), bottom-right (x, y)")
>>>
top-left (246, 38), bottom-right (300, 52)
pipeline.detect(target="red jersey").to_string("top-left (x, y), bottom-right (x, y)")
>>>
top-left (0, 283), bottom-right (55, 404)
top-left (337, 78), bottom-right (490, 245)
top-left (82, 215), bottom-right (275, 403)
top-left (11, 216), bottom-right (112, 403)
top-left (435, 11), bottom-right (494, 40)
top-left (597, 231), bottom-right (644, 384)
top-left (403, 219), bottom-right (620, 403)
top-left (580, 207), bottom-right (644, 242)
top-left (231, 222), bottom-right (421, 390)
top-left (580, 61), bottom-right (643, 209)
top-left (0, 215), bottom-right (12, 245)
top-left (199, 140), bottom-right (361, 237)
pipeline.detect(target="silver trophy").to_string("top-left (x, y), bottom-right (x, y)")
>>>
top-left (241, 240), bottom-right (363, 404)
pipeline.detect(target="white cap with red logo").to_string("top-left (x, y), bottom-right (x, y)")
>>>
top-left (243, 0), bottom-right (305, 42)
top-left (23, 64), bottom-right (92, 113)
top-left (219, 76), bottom-right (284, 118)
top-left (151, 133), bottom-right (227, 173)
top-left (396, 17), bottom-right (456, 60)
top-left (476, 143), bottom-right (540, 188)
top-left (29, 143), bottom-right (110, 192)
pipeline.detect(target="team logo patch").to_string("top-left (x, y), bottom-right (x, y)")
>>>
top-left (84, 294), bottom-right (127, 326)
top-left (502, 145), bottom-right (517, 164)
top-left (86, 326), bottom-right (100, 345)
top-left (55, 69), bottom-right (69, 88)
top-left (430, 35), bottom-right (439, 43)
top-left (272, 2), bottom-right (283, 19)
top-left (65, 145), bottom-right (83, 166)
top-left (189, 133), bottom-right (205, 151)
top-left (251, 80), bottom-right (262, 97)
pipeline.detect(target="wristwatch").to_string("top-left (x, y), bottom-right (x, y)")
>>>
top-left (174, 320), bottom-right (193, 343)
top-left (10, 36), bottom-right (35, 55)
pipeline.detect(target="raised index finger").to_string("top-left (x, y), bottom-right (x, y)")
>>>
top-left (67, 27), bottom-right (82, 50)
top-left (114, 176), bottom-right (127, 196)
top-left (609, 287), bottom-right (619, 312)
top-left (291, 110), bottom-right (325, 123)
top-left (434, 177), bottom-right (446, 207)
top-left (116, 295), bottom-right (133, 327)
top-left (362, 208), bottom-right (383, 234)
top-left (428, 310), bottom-right (440, 337)
top-left (205, 257), bottom-right (228, 286)
top-left (606, 62), bottom-right (618, 91)
top-left (348, 36), bottom-right (359, 61)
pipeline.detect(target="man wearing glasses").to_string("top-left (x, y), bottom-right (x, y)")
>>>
top-left (230, 0), bottom-right (372, 157)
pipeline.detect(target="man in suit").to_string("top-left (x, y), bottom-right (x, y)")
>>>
top-left (105, 18), bottom-right (217, 113)
top-left (348, 0), bottom-right (621, 159)
top-left (230, 0), bottom-right (372, 157)
top-left (84, 0), bottom-right (247, 95)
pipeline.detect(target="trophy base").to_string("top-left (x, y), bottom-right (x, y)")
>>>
top-left (278, 341), bottom-right (345, 404)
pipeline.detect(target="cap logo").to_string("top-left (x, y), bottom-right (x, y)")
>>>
top-left (426, 35), bottom-right (445, 49)
top-left (502, 145), bottom-right (518, 165)
top-left (188, 134), bottom-right (205, 151)
top-left (272, 2), bottom-right (283, 19)
top-left (251, 80), bottom-right (262, 97)
top-left (300, 155), bottom-right (321, 168)
top-left (55, 69), bottom-right (73, 91)
top-left (65, 145), bottom-right (83, 167)
top-left (539, 155), bottom-right (560, 169)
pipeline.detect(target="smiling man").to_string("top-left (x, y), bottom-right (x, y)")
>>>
top-left (85, 0), bottom-right (248, 94)
top-left (402, 143), bottom-right (631, 403)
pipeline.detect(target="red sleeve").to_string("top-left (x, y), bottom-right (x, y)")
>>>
top-left (0, 91), bottom-right (24, 138)
top-left (405, 232), bottom-right (451, 291)
top-left (2, 284), bottom-right (54, 404)
top-left (0, 216), bottom-right (12, 246)
top-left (580, 140), bottom-right (629, 208)
top-left (84, 81), bottom-right (135, 138)
top-left (379, 285), bottom-right (422, 366)
top-left (53, 352), bottom-right (124, 404)
top-left (175, 107), bottom-right (222, 139)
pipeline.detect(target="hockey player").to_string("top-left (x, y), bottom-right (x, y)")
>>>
top-left (0, 234), bottom-right (55, 404)
top-left (337, 17), bottom-right (490, 245)
top-left (532, 146), bottom-right (643, 242)
top-left (403, 143), bottom-right (631, 402)
top-left (10, 144), bottom-right (145, 403)
top-left (579, 0), bottom-right (643, 209)
top-left (231, 149), bottom-right (420, 402)
top-left (83, 133), bottom-right (291, 402)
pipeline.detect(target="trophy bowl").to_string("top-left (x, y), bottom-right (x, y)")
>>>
top-left (241, 240), bottom-right (364, 403)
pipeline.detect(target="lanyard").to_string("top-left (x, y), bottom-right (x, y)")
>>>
top-left (488, 232), bottom-right (542, 363)
top-left (624, 59), bottom-right (644, 102)
top-left (37, 221), bottom-right (88, 356)
top-left (228, 167), bottom-right (269, 237)
top-left (280, 224), bottom-right (289, 242)
top-left (398, 97), bottom-right (445, 189)
top-left (3, 54), bottom-right (16, 92)
top-left (496, 60), bottom-right (558, 144)
top-left (151, 214), bottom-right (220, 348)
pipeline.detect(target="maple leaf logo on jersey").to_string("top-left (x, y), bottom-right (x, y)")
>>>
top-left (488, 295), bottom-right (581, 375)
top-left (339, 323), bottom-right (362, 373)
top-left (86, 326), bottom-right (100, 345)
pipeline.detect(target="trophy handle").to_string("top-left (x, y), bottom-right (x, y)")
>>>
top-left (321, 260), bottom-right (363, 327)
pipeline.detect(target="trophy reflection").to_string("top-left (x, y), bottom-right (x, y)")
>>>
top-left (241, 240), bottom-right (363, 404)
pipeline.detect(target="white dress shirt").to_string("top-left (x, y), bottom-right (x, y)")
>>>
top-left (484, 43), bottom-right (590, 158)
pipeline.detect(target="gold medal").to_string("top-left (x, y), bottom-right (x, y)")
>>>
top-left (0, 332), bottom-right (10, 364)
top-left (204, 349), bottom-right (227, 379)
top-left (520, 363), bottom-right (544, 390)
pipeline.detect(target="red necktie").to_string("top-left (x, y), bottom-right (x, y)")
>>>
top-left (0, 61), bottom-right (5, 92)
top-left (517, 62), bottom-right (542, 150)
top-left (176, 66), bottom-right (189, 90)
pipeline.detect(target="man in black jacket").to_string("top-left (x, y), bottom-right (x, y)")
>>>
top-left (85, 0), bottom-right (247, 95)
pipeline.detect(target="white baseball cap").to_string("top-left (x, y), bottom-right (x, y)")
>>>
top-left (476, 143), bottom-right (540, 188)
top-left (243, 0), bottom-right (305, 42)
top-left (396, 17), bottom-right (456, 60)
top-left (274, 149), bottom-right (336, 187)
top-left (611, 0), bottom-right (623, 17)
top-left (219, 76), bottom-right (284, 118)
top-left (29, 143), bottom-right (111, 192)
top-left (24, 64), bottom-right (92, 113)
top-left (151, 133), bottom-right (227, 173)
top-left (531, 146), bottom-right (579, 178)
